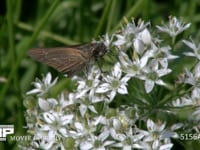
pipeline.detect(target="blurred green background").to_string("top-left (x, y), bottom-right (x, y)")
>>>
top-left (0, 0), bottom-right (200, 149)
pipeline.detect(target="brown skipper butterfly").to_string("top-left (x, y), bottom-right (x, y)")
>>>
top-left (28, 42), bottom-right (107, 76)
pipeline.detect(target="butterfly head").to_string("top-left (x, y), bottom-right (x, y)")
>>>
top-left (91, 42), bottom-right (108, 60)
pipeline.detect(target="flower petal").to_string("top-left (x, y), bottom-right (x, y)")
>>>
top-left (145, 80), bottom-right (154, 93)
top-left (118, 85), bottom-right (128, 94)
top-left (96, 83), bottom-right (110, 93)
top-left (38, 98), bottom-right (51, 111)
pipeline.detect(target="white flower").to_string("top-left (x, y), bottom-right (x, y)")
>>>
top-left (171, 96), bottom-right (194, 107)
top-left (138, 28), bottom-right (152, 45)
top-left (190, 107), bottom-right (200, 124)
top-left (102, 33), bottom-right (113, 48)
top-left (148, 44), bottom-right (178, 68)
top-left (59, 93), bottom-right (77, 109)
top-left (156, 16), bottom-right (191, 37)
top-left (114, 34), bottom-right (132, 49)
top-left (0, 76), bottom-right (7, 83)
top-left (118, 51), bottom-right (148, 77)
top-left (183, 40), bottom-right (200, 60)
top-left (32, 136), bottom-right (55, 150)
top-left (78, 97), bottom-right (98, 116)
top-left (75, 66), bottom-right (101, 100)
top-left (145, 119), bottom-right (181, 140)
top-left (183, 62), bottom-right (200, 87)
top-left (38, 98), bottom-right (58, 111)
top-left (26, 72), bottom-right (58, 95)
top-left (79, 132), bottom-right (114, 150)
top-left (40, 111), bottom-right (74, 139)
top-left (125, 19), bottom-right (150, 34)
top-left (114, 19), bottom-right (150, 50)
top-left (133, 38), bottom-right (145, 54)
top-left (96, 63), bottom-right (130, 101)
top-left (141, 119), bottom-right (180, 150)
top-left (138, 60), bottom-right (171, 93)
top-left (43, 112), bottom-right (73, 126)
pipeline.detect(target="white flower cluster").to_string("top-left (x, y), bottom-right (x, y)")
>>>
top-left (114, 20), bottom-right (178, 93)
top-left (22, 16), bottom-right (200, 149)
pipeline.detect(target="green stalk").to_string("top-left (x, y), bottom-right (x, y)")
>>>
top-left (16, 22), bottom-right (77, 45)
top-left (6, 0), bottom-right (15, 71)
top-left (6, 0), bottom-right (20, 96)
top-left (0, 0), bottom-right (61, 98)
top-left (112, 0), bottom-right (145, 32)
top-left (106, 0), bottom-right (117, 32)
top-left (94, 0), bottom-right (112, 38)
top-left (14, 0), bottom-right (22, 23)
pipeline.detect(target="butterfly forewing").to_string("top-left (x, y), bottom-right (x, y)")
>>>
top-left (28, 42), bottom-right (107, 76)
top-left (29, 47), bottom-right (90, 74)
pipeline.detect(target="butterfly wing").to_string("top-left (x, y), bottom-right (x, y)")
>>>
top-left (28, 46), bottom-right (92, 76)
